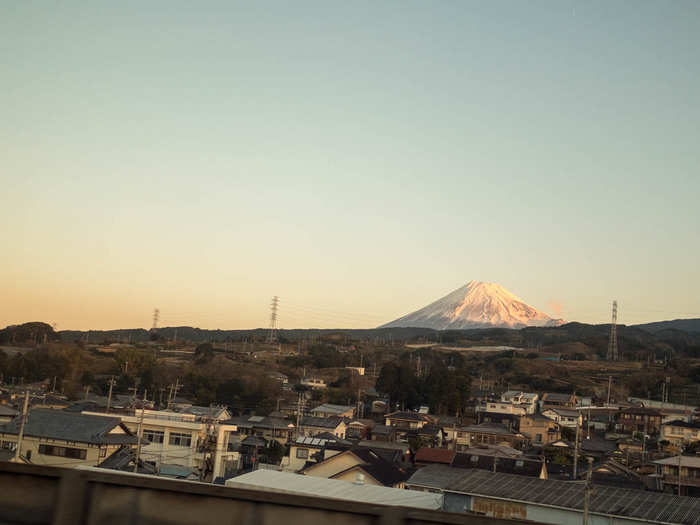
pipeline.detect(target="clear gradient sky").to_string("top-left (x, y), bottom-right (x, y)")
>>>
top-left (2, 1), bottom-right (699, 330)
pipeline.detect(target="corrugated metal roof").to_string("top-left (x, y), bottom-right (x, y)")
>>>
top-left (446, 469), bottom-right (700, 525)
top-left (406, 465), bottom-right (471, 490)
top-left (226, 470), bottom-right (442, 510)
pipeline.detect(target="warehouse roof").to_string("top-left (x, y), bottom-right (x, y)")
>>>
top-left (405, 465), bottom-right (471, 490)
top-left (446, 469), bottom-right (700, 525)
top-left (226, 470), bottom-right (442, 510)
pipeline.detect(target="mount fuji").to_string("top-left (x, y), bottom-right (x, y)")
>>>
top-left (381, 281), bottom-right (564, 330)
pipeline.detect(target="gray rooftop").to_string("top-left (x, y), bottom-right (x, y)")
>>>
top-left (310, 404), bottom-right (354, 414)
top-left (300, 416), bottom-right (343, 428)
top-left (227, 470), bottom-right (442, 510)
top-left (0, 409), bottom-right (136, 445)
top-left (446, 469), bottom-right (700, 525)
top-left (405, 465), bottom-right (471, 490)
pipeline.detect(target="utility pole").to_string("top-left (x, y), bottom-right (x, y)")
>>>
top-left (133, 398), bottom-right (146, 473)
top-left (583, 457), bottom-right (593, 525)
top-left (678, 443), bottom-right (684, 496)
top-left (106, 376), bottom-right (116, 413)
top-left (51, 376), bottom-right (57, 393)
top-left (295, 391), bottom-right (304, 439)
top-left (15, 391), bottom-right (29, 462)
top-left (84, 385), bottom-right (90, 400)
top-left (606, 376), bottom-right (612, 406)
top-left (573, 418), bottom-right (581, 480)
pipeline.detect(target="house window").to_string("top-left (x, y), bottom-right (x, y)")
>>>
top-left (470, 455), bottom-right (479, 463)
top-left (99, 447), bottom-right (107, 458)
top-left (1, 441), bottom-right (17, 451)
top-left (515, 460), bottom-right (524, 468)
top-left (296, 448), bottom-right (309, 459)
top-left (143, 430), bottom-right (165, 444)
top-left (38, 444), bottom-right (87, 460)
top-left (535, 434), bottom-right (542, 443)
top-left (168, 432), bottom-right (192, 447)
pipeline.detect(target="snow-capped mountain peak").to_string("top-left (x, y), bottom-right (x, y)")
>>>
top-left (381, 281), bottom-right (564, 330)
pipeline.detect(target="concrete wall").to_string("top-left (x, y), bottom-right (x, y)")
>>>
top-left (0, 462), bottom-right (539, 525)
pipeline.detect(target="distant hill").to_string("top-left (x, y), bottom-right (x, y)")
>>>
top-left (634, 318), bottom-right (700, 334)
top-left (0, 322), bottom-right (57, 344)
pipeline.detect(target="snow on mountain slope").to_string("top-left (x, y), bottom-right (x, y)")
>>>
top-left (380, 281), bottom-right (564, 330)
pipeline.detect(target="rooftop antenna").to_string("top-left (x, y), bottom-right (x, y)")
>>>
top-left (606, 300), bottom-right (618, 361)
top-left (267, 296), bottom-right (279, 343)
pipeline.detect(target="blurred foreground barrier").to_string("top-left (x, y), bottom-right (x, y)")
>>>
top-left (0, 462), bottom-right (538, 525)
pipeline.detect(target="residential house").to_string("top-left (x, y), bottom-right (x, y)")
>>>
top-left (370, 399), bottom-right (389, 417)
top-left (661, 420), bottom-right (700, 448)
top-left (414, 447), bottom-right (456, 468)
top-left (452, 448), bottom-right (547, 479)
top-left (408, 423), bottom-right (443, 448)
top-left (301, 448), bottom-right (410, 488)
top-left (267, 372), bottom-right (289, 384)
top-left (227, 415), bottom-right (295, 445)
top-left (476, 412), bottom-right (519, 431)
top-left (453, 423), bottom-right (527, 451)
top-left (310, 404), bottom-right (355, 419)
top-left (300, 378), bottom-right (326, 389)
top-left (477, 400), bottom-right (528, 417)
top-left (540, 393), bottom-right (577, 411)
top-left (519, 414), bottom-right (561, 446)
top-left (654, 455), bottom-right (700, 496)
top-left (384, 411), bottom-right (431, 429)
top-left (620, 407), bottom-right (663, 435)
top-left (0, 406), bottom-right (18, 423)
top-left (346, 419), bottom-right (373, 440)
top-left (498, 391), bottom-right (539, 414)
top-left (542, 408), bottom-right (582, 429)
top-left (284, 435), bottom-right (345, 472)
top-left (370, 424), bottom-right (396, 442)
top-left (298, 416), bottom-right (346, 439)
top-left (0, 409), bottom-right (137, 467)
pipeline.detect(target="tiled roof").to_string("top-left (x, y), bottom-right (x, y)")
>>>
top-left (300, 416), bottom-right (343, 429)
top-left (451, 452), bottom-right (543, 477)
top-left (458, 423), bottom-right (519, 436)
top-left (385, 411), bottom-right (427, 421)
top-left (310, 404), bottom-right (354, 415)
top-left (542, 393), bottom-right (575, 402)
top-left (663, 419), bottom-right (700, 429)
top-left (414, 447), bottom-right (456, 465)
top-left (0, 409), bottom-right (135, 445)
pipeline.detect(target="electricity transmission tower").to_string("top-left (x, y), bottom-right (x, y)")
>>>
top-left (607, 300), bottom-right (618, 361)
top-left (151, 308), bottom-right (160, 331)
top-left (267, 296), bottom-right (279, 343)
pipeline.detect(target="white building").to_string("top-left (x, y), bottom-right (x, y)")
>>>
top-left (542, 408), bottom-right (582, 429)
top-left (84, 409), bottom-right (239, 480)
